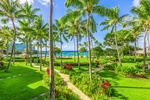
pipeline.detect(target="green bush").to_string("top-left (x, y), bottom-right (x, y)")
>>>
top-left (104, 62), bottom-right (118, 70)
top-left (70, 73), bottom-right (112, 99)
top-left (43, 71), bottom-right (79, 100)
top-left (115, 66), bottom-right (137, 77)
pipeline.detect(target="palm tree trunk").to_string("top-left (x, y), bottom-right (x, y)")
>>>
top-left (26, 41), bottom-right (29, 65)
top-left (6, 41), bottom-right (9, 61)
top-left (40, 38), bottom-right (42, 71)
top-left (49, 0), bottom-right (55, 99)
top-left (114, 24), bottom-right (122, 66)
top-left (5, 19), bottom-right (16, 72)
top-left (60, 34), bottom-right (62, 67)
top-left (37, 44), bottom-right (39, 64)
top-left (74, 36), bottom-right (76, 62)
top-left (76, 33), bottom-right (80, 70)
top-left (134, 41), bottom-right (137, 62)
top-left (29, 37), bottom-right (32, 67)
top-left (44, 40), bottom-right (47, 63)
top-left (13, 43), bottom-right (15, 64)
top-left (143, 27), bottom-right (148, 72)
top-left (87, 12), bottom-right (92, 80)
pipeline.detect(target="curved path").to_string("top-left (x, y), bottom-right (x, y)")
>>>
top-left (32, 63), bottom-right (91, 100)
top-left (92, 65), bottom-right (104, 73)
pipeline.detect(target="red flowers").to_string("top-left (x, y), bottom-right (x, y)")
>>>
top-left (95, 60), bottom-right (100, 65)
top-left (46, 68), bottom-right (50, 76)
top-left (63, 64), bottom-right (73, 70)
top-left (68, 64), bottom-right (72, 70)
top-left (63, 64), bottom-right (67, 69)
top-left (100, 80), bottom-right (111, 92)
top-left (85, 81), bottom-right (89, 84)
top-left (0, 62), bottom-right (4, 66)
top-left (24, 57), bottom-right (27, 60)
top-left (141, 64), bottom-right (144, 67)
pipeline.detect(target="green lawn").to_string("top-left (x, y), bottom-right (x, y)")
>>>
top-left (0, 62), bottom-right (48, 100)
top-left (97, 69), bottom-right (150, 100)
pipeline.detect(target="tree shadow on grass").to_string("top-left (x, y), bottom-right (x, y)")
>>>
top-left (113, 86), bottom-right (150, 89)
top-left (0, 63), bottom-right (48, 100)
top-left (111, 89), bottom-right (128, 100)
top-left (97, 69), bottom-right (120, 80)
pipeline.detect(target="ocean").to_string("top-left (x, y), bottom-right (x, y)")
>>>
top-left (34, 51), bottom-right (88, 57)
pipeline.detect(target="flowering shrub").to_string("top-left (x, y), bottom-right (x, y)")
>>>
top-left (95, 60), bottom-right (100, 65)
top-left (63, 64), bottom-right (73, 70)
top-left (100, 80), bottom-right (111, 92)
top-left (46, 68), bottom-right (50, 76)
top-left (67, 64), bottom-right (72, 70)
top-left (70, 73), bottom-right (112, 99)
top-left (42, 71), bottom-right (79, 99)
top-left (24, 57), bottom-right (27, 61)
top-left (0, 62), bottom-right (4, 66)
top-left (63, 64), bottom-right (67, 69)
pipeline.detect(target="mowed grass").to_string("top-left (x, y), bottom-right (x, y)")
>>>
top-left (97, 69), bottom-right (150, 100)
top-left (0, 62), bottom-right (48, 100)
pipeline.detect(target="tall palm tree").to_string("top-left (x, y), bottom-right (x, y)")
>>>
top-left (100, 6), bottom-right (128, 66)
top-left (34, 16), bottom-right (48, 71)
top-left (65, 0), bottom-right (112, 80)
top-left (18, 19), bottom-right (31, 65)
top-left (125, 19), bottom-right (142, 62)
top-left (53, 20), bottom-right (68, 67)
top-left (60, 10), bottom-right (84, 69)
top-left (17, 1), bottom-right (40, 67)
top-left (0, 0), bottom-right (19, 72)
top-left (131, 0), bottom-right (150, 72)
top-left (49, 0), bottom-right (55, 99)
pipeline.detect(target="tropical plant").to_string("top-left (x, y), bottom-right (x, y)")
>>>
top-left (100, 6), bottom-right (128, 66)
top-left (17, 1), bottom-right (40, 67)
top-left (53, 20), bottom-right (68, 67)
top-left (131, 0), bottom-right (150, 72)
top-left (65, 0), bottom-right (112, 80)
top-left (34, 16), bottom-right (48, 71)
top-left (0, 0), bottom-right (20, 72)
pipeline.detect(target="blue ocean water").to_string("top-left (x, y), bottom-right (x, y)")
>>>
top-left (34, 51), bottom-right (88, 57)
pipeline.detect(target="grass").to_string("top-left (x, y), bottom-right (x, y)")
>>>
top-left (0, 62), bottom-right (48, 100)
top-left (96, 69), bottom-right (150, 100)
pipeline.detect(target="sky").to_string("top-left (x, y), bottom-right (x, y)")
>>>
top-left (1, 0), bottom-right (142, 50)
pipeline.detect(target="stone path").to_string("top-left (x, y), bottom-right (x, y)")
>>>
top-left (0, 74), bottom-right (22, 81)
top-left (92, 65), bottom-right (104, 73)
top-left (32, 63), bottom-right (91, 100)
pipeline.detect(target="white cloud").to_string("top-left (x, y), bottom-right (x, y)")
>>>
top-left (132, 0), bottom-right (140, 6)
top-left (38, 0), bottom-right (49, 5)
top-left (18, 0), bottom-right (34, 5)
top-left (62, 45), bottom-right (74, 50)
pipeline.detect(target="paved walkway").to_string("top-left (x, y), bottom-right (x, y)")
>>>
top-left (92, 65), bottom-right (104, 73)
top-left (32, 63), bottom-right (91, 100)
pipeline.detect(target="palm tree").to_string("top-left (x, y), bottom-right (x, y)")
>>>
top-left (17, 1), bottom-right (40, 67)
top-left (18, 19), bottom-right (31, 65)
top-left (131, 0), bottom-right (150, 72)
top-left (125, 21), bottom-right (142, 62)
top-left (49, 0), bottom-right (55, 99)
top-left (53, 20), bottom-right (68, 67)
top-left (100, 6), bottom-right (128, 66)
top-left (65, 0), bottom-right (112, 80)
top-left (34, 16), bottom-right (48, 71)
top-left (60, 10), bottom-right (84, 69)
top-left (0, 0), bottom-right (20, 72)
top-left (0, 26), bottom-right (12, 60)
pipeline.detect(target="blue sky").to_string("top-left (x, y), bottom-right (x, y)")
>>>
top-left (5, 0), bottom-right (142, 50)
